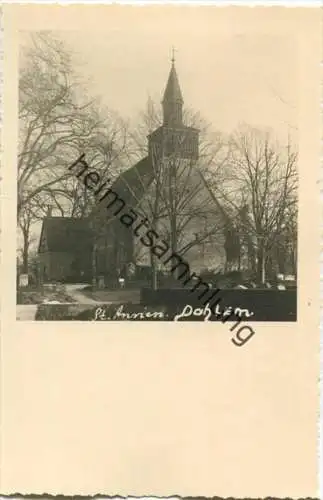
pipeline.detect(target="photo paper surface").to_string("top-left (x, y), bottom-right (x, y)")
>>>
top-left (1, 4), bottom-right (321, 497)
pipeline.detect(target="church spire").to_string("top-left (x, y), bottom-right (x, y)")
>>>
top-left (162, 49), bottom-right (183, 127)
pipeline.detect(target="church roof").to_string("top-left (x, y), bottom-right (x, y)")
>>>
top-left (101, 156), bottom-right (154, 219)
top-left (38, 217), bottom-right (92, 253)
top-left (162, 62), bottom-right (183, 104)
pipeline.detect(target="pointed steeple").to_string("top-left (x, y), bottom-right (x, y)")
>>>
top-left (162, 50), bottom-right (183, 127)
top-left (148, 51), bottom-right (199, 161)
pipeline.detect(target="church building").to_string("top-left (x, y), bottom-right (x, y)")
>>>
top-left (38, 57), bottom-right (226, 283)
top-left (92, 57), bottom-right (226, 281)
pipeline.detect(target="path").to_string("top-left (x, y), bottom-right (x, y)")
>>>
top-left (65, 284), bottom-right (140, 304)
top-left (65, 283), bottom-right (100, 304)
top-left (16, 305), bottom-right (38, 321)
top-left (16, 284), bottom-right (104, 320)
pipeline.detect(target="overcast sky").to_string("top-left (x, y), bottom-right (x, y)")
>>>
top-left (64, 30), bottom-right (297, 142)
top-left (21, 7), bottom-right (298, 143)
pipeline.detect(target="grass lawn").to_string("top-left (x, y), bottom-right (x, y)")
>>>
top-left (81, 286), bottom-right (141, 304)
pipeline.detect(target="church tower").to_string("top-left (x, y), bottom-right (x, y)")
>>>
top-left (148, 53), bottom-right (199, 161)
top-left (162, 55), bottom-right (183, 127)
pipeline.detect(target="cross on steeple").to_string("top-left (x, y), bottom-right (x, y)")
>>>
top-left (171, 46), bottom-right (176, 65)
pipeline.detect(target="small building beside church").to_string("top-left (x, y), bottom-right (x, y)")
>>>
top-left (38, 217), bottom-right (92, 282)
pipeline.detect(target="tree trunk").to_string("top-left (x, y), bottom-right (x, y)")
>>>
top-left (151, 161), bottom-right (161, 290)
top-left (92, 241), bottom-right (97, 288)
top-left (291, 246), bottom-right (297, 276)
top-left (168, 159), bottom-right (178, 280)
top-left (22, 246), bottom-right (29, 274)
top-left (257, 246), bottom-right (265, 284)
top-left (247, 239), bottom-right (256, 274)
top-left (170, 217), bottom-right (178, 279)
top-left (22, 228), bottom-right (29, 274)
top-left (150, 249), bottom-right (158, 290)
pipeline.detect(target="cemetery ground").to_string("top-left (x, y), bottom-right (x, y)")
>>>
top-left (16, 282), bottom-right (150, 321)
top-left (17, 283), bottom-right (78, 305)
top-left (16, 270), bottom-right (297, 322)
top-left (16, 281), bottom-right (141, 306)
top-left (17, 270), bottom-right (297, 306)
top-left (80, 286), bottom-right (140, 304)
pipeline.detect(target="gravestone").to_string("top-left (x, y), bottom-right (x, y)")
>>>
top-left (19, 273), bottom-right (29, 287)
top-left (127, 262), bottom-right (136, 277)
top-left (98, 275), bottom-right (105, 289)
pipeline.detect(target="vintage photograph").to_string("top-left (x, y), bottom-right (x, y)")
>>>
top-left (16, 15), bottom-right (298, 321)
top-left (2, 4), bottom-right (320, 498)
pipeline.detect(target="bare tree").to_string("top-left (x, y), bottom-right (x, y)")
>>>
top-left (19, 33), bottom-right (93, 216)
top-left (17, 205), bottom-right (38, 274)
top-left (18, 32), bottom-right (132, 278)
top-left (53, 108), bottom-right (131, 218)
top-left (127, 102), bottom-right (229, 284)
top-left (212, 124), bottom-right (298, 282)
